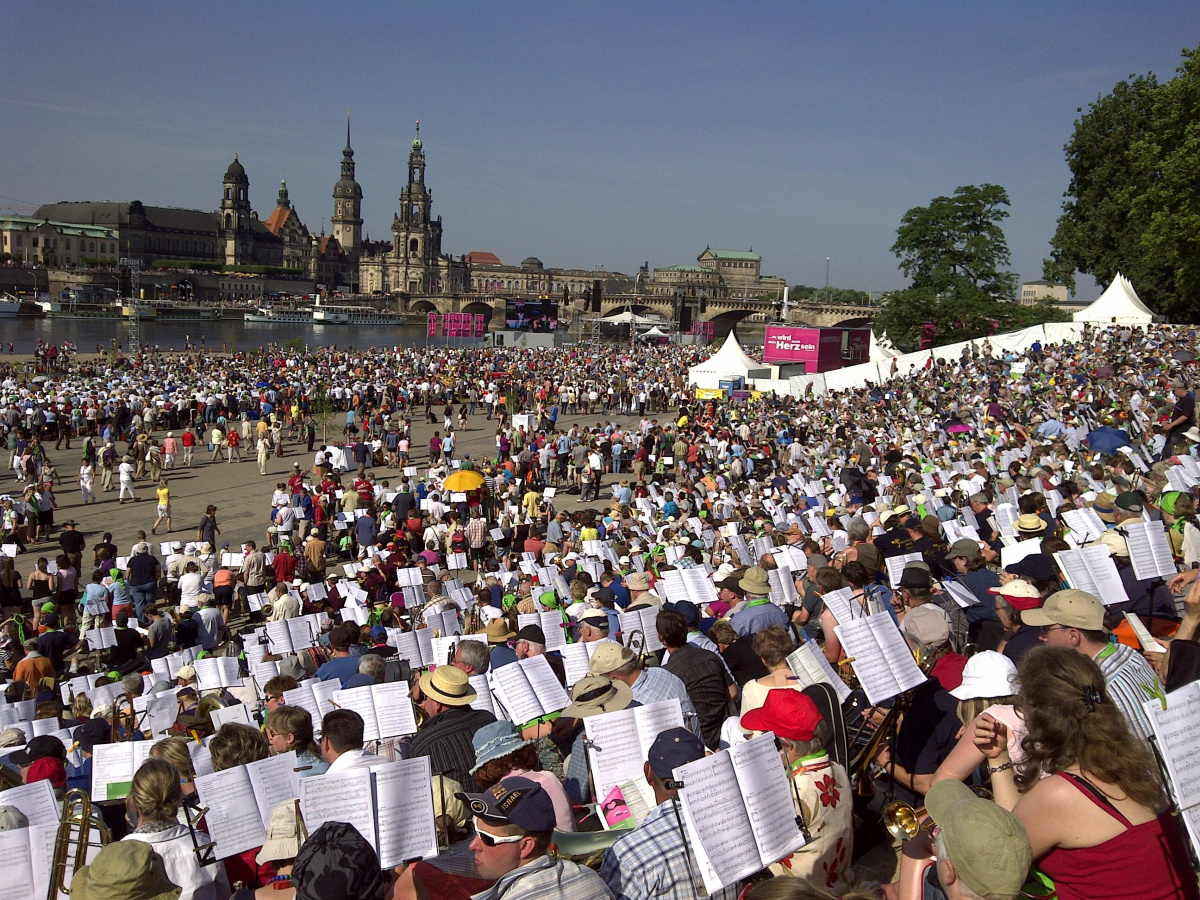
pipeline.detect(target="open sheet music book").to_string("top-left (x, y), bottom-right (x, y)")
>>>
top-left (391, 627), bottom-right (437, 669)
top-left (583, 699), bottom-right (684, 808)
top-left (785, 638), bottom-right (851, 704)
top-left (299, 757), bottom-right (438, 869)
top-left (193, 657), bottom-right (243, 691)
top-left (658, 568), bottom-right (719, 607)
top-left (561, 640), bottom-right (601, 686)
top-left (1143, 683), bottom-right (1200, 856)
top-left (0, 825), bottom-right (66, 900)
top-left (282, 680), bottom-right (342, 735)
top-left (194, 752), bottom-right (301, 859)
top-left (1053, 547), bottom-right (1132, 606)
top-left (91, 740), bottom-right (160, 801)
top-left (489, 655), bottom-right (569, 724)
top-left (1122, 521), bottom-right (1178, 581)
top-left (517, 610), bottom-right (569, 651)
top-left (616, 607), bottom-right (664, 653)
top-left (331, 682), bottom-right (419, 740)
top-left (883, 552), bottom-right (923, 590)
top-left (675, 732), bottom-right (807, 894)
top-left (834, 612), bottom-right (927, 705)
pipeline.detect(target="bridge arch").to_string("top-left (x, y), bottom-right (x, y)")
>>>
top-left (706, 309), bottom-right (757, 338)
top-left (409, 299), bottom-right (438, 315)
top-left (461, 301), bottom-right (495, 322)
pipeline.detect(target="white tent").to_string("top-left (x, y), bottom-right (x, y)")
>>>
top-left (603, 310), bottom-right (669, 325)
top-left (869, 330), bottom-right (901, 361)
top-left (1073, 273), bottom-right (1155, 325)
top-left (636, 326), bottom-right (670, 340)
top-left (688, 331), bottom-right (772, 389)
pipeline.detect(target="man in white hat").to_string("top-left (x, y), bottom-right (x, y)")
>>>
top-left (588, 641), bottom-right (703, 742)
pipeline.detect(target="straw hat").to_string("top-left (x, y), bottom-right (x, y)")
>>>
top-left (418, 666), bottom-right (477, 707)
top-left (256, 799), bottom-right (303, 865)
top-left (561, 675), bottom-right (633, 719)
top-left (485, 619), bottom-right (516, 644)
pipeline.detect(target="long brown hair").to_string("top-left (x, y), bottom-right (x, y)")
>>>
top-left (1015, 646), bottom-right (1163, 808)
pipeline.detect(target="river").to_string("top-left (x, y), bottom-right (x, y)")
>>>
top-left (0, 316), bottom-right (486, 355)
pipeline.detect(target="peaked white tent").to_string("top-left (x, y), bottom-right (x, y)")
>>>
top-left (1073, 273), bottom-right (1156, 325)
top-left (603, 310), bottom-right (669, 325)
top-left (636, 325), bottom-right (670, 340)
top-left (688, 331), bottom-right (772, 389)
top-left (869, 330), bottom-right (901, 361)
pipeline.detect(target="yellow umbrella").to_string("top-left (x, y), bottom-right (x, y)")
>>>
top-left (443, 470), bottom-right (485, 491)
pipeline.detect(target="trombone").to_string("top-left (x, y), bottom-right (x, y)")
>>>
top-left (111, 692), bottom-right (145, 741)
top-left (883, 786), bottom-right (992, 841)
top-left (47, 789), bottom-right (110, 900)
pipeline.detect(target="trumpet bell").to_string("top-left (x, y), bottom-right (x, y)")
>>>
top-left (883, 801), bottom-right (926, 841)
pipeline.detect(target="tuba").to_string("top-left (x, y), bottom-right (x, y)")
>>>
top-left (47, 789), bottom-right (111, 900)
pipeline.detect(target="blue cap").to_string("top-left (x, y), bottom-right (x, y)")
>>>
top-left (457, 776), bottom-right (556, 832)
top-left (648, 726), bottom-right (705, 779)
top-left (369, 625), bottom-right (387, 641)
top-left (665, 600), bottom-right (700, 628)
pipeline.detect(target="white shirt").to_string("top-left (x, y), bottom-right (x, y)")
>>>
top-left (325, 748), bottom-right (378, 774)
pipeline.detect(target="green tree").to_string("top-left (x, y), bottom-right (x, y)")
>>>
top-left (891, 183), bottom-right (1017, 300)
top-left (876, 184), bottom-right (1066, 348)
top-left (1046, 46), bottom-right (1200, 321)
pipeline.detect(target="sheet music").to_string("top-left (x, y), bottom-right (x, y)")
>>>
top-left (1080, 545), bottom-right (1132, 606)
top-left (675, 751), bottom-right (761, 894)
top-left (520, 656), bottom-right (569, 714)
top-left (0, 830), bottom-right (36, 900)
top-left (210, 702), bottom-right (253, 730)
top-left (468, 675), bottom-right (495, 716)
top-left (0, 780), bottom-right (59, 827)
top-left (1000, 538), bottom-right (1042, 569)
top-left (994, 503), bottom-right (1019, 539)
top-left (730, 732), bottom-right (806, 863)
top-left (1062, 508), bottom-right (1107, 543)
top-left (785, 640), bottom-right (852, 703)
top-left (1143, 683), bottom-right (1200, 809)
top-left (941, 580), bottom-right (980, 609)
top-left (194, 766), bottom-right (265, 858)
top-left (248, 752), bottom-right (301, 824)
top-left (489, 663), bottom-right (543, 725)
top-left (372, 683), bottom-right (419, 738)
top-left (820, 587), bottom-right (857, 624)
top-left (561, 641), bottom-right (599, 686)
top-left (301, 769), bottom-right (379, 856)
top-left (373, 758), bottom-right (439, 869)
top-left (883, 552), bottom-right (923, 590)
top-left (1122, 521), bottom-right (1177, 581)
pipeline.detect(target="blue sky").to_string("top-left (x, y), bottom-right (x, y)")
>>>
top-left (1, 2), bottom-right (1194, 299)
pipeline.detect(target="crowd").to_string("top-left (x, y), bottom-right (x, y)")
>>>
top-left (0, 323), bottom-right (1196, 899)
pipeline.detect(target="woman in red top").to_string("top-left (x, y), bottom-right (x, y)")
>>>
top-left (976, 646), bottom-right (1198, 900)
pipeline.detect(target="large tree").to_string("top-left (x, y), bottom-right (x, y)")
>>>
top-left (875, 184), bottom-right (1065, 348)
top-left (1045, 45), bottom-right (1200, 321)
top-left (891, 183), bottom-right (1018, 300)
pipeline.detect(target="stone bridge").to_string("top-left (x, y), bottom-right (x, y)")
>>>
top-left (399, 293), bottom-right (877, 331)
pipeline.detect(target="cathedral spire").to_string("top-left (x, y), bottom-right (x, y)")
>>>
top-left (344, 112), bottom-right (352, 157)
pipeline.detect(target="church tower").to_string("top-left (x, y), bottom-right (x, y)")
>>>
top-left (331, 116), bottom-right (362, 258)
top-left (220, 154), bottom-right (253, 266)
top-left (391, 121), bottom-right (445, 294)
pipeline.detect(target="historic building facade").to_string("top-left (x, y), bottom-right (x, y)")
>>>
top-left (650, 247), bottom-right (785, 300)
top-left (0, 216), bottom-right (119, 266)
top-left (358, 123), bottom-right (468, 296)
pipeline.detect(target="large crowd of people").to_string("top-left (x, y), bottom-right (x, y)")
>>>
top-left (0, 322), bottom-right (1197, 899)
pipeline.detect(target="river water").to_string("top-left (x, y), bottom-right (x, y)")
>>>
top-left (0, 316), bottom-right (486, 355)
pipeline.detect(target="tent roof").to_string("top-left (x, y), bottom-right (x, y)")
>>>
top-left (603, 310), bottom-right (668, 325)
top-left (689, 331), bottom-right (763, 376)
top-left (1073, 273), bottom-right (1155, 324)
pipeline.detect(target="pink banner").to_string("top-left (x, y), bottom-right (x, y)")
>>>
top-left (474, 313), bottom-right (486, 337)
top-left (426, 312), bottom-right (438, 337)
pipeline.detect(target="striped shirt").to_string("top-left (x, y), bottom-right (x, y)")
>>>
top-left (1095, 642), bottom-right (1159, 742)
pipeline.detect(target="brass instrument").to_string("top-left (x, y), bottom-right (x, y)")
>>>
top-left (47, 789), bottom-right (111, 900)
top-left (624, 628), bottom-right (648, 667)
top-left (883, 787), bottom-right (991, 841)
top-left (111, 692), bottom-right (144, 741)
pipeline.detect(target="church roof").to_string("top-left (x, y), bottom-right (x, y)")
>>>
top-left (465, 251), bottom-right (504, 266)
top-left (701, 248), bottom-right (760, 262)
top-left (656, 265), bottom-right (709, 273)
top-left (262, 206), bottom-right (295, 236)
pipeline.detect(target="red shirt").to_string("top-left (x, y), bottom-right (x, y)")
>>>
top-left (181, 431), bottom-right (196, 447)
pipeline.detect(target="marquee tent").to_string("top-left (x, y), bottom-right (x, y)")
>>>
top-left (688, 331), bottom-right (772, 389)
top-left (1073, 273), bottom-right (1156, 325)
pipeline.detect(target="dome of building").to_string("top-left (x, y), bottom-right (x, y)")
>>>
top-left (520, 257), bottom-right (544, 270)
top-left (224, 154), bottom-right (247, 182)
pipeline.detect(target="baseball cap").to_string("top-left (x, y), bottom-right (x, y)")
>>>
top-left (1114, 491), bottom-right (1144, 515)
top-left (515, 624), bottom-right (547, 645)
top-left (10, 734), bottom-right (67, 767)
top-left (1090, 530), bottom-right (1129, 558)
top-left (987, 579), bottom-right (1043, 611)
top-left (73, 718), bottom-right (111, 755)
top-left (457, 776), bottom-right (556, 832)
top-left (948, 539), bottom-right (982, 560)
top-left (1003, 553), bottom-right (1058, 583)
top-left (664, 600), bottom-right (700, 628)
top-left (925, 779), bottom-right (1032, 899)
top-left (1021, 589), bottom-right (1105, 631)
top-left (950, 651), bottom-right (1018, 701)
top-left (647, 727), bottom-right (706, 779)
top-left (588, 641), bottom-right (635, 676)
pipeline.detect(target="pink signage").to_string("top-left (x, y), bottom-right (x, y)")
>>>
top-left (764, 326), bottom-right (871, 373)
top-left (427, 312), bottom-right (438, 337)
top-left (474, 313), bottom-right (486, 337)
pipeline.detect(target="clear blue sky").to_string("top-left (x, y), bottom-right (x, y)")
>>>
top-left (1, 2), bottom-right (1194, 299)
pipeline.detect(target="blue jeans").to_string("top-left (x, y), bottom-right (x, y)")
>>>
top-left (129, 582), bottom-right (157, 625)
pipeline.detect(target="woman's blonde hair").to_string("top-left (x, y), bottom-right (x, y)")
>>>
top-left (130, 758), bottom-right (182, 823)
top-left (957, 694), bottom-right (1019, 727)
top-left (209, 723), bottom-right (269, 772)
top-left (71, 695), bottom-right (93, 720)
top-left (149, 736), bottom-right (196, 783)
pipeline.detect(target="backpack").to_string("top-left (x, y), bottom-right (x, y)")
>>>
top-left (102, 447), bottom-right (116, 467)
top-left (450, 530), bottom-right (468, 554)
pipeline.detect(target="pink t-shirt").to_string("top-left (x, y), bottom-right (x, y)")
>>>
top-left (984, 703), bottom-right (1026, 763)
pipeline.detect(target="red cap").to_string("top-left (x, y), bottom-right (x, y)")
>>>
top-left (740, 688), bottom-right (822, 741)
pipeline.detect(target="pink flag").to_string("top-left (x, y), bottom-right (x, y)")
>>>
top-left (426, 312), bottom-right (438, 337)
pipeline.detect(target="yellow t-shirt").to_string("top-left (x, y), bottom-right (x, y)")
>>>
top-left (156, 486), bottom-right (170, 506)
